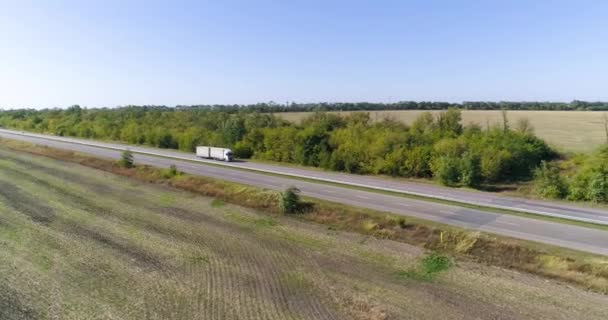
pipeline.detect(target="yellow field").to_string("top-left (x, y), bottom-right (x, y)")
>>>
top-left (276, 110), bottom-right (608, 153)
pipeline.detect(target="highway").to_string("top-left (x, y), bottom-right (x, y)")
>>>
top-left (1, 128), bottom-right (607, 255)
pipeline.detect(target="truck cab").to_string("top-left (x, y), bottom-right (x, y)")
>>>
top-left (224, 150), bottom-right (234, 162)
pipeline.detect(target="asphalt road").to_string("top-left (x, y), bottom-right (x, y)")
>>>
top-left (1, 129), bottom-right (607, 255)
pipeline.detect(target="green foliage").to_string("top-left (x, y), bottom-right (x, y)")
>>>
top-left (421, 252), bottom-right (452, 275)
top-left (210, 198), bottom-right (225, 207)
top-left (437, 108), bottom-right (463, 137)
top-left (433, 156), bottom-right (461, 186)
top-left (232, 141), bottom-right (253, 158)
top-left (565, 147), bottom-right (608, 203)
top-left (586, 169), bottom-right (608, 203)
top-left (460, 152), bottom-right (482, 188)
top-left (533, 161), bottom-right (568, 199)
top-left (398, 252), bottom-right (452, 281)
top-left (0, 106), bottom-right (558, 190)
top-left (163, 164), bottom-right (180, 178)
top-left (280, 186), bottom-right (302, 214)
top-left (119, 150), bottom-right (134, 168)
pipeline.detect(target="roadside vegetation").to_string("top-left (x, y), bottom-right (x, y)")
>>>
top-left (0, 106), bottom-right (557, 189)
top-left (119, 149), bottom-right (134, 168)
top-left (2, 105), bottom-right (608, 203)
top-left (532, 147), bottom-right (608, 203)
top-left (398, 252), bottom-right (453, 281)
top-left (1, 138), bottom-right (607, 296)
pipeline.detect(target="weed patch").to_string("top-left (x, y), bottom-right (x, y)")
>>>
top-left (398, 252), bottom-right (452, 281)
top-left (211, 198), bottom-right (225, 208)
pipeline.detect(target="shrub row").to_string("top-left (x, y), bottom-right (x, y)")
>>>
top-left (0, 107), bottom-right (556, 188)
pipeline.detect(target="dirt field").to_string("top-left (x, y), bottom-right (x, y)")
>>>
top-left (0, 148), bottom-right (607, 319)
top-left (276, 110), bottom-right (608, 153)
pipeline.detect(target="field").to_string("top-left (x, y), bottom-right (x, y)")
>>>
top-left (0, 148), bottom-right (607, 319)
top-left (276, 110), bottom-right (608, 153)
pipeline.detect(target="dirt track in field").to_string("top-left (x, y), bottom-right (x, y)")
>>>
top-left (0, 148), bottom-right (607, 320)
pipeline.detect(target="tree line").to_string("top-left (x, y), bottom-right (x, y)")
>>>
top-left (0, 106), bottom-right (557, 190)
top-left (3, 100), bottom-right (608, 114)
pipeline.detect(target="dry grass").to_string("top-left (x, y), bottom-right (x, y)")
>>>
top-left (1, 138), bottom-right (608, 296)
top-left (0, 142), bottom-right (608, 319)
top-left (276, 110), bottom-right (608, 152)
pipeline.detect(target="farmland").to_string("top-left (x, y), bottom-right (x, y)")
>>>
top-left (276, 110), bottom-right (608, 153)
top-left (0, 148), bottom-right (607, 319)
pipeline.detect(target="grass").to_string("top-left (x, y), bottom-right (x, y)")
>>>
top-left (128, 142), bottom-right (608, 231)
top-left (398, 252), bottom-right (453, 281)
top-left (120, 140), bottom-right (608, 230)
top-left (276, 110), bottom-right (608, 153)
top-left (1, 138), bottom-right (608, 295)
top-left (210, 198), bottom-right (225, 207)
top-left (0, 142), bottom-right (608, 318)
top-left (9, 128), bottom-right (608, 230)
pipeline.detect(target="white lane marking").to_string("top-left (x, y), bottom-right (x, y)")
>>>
top-left (324, 189), bottom-right (336, 194)
top-left (440, 210), bottom-right (453, 215)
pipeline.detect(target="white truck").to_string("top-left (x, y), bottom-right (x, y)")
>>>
top-left (196, 146), bottom-right (234, 162)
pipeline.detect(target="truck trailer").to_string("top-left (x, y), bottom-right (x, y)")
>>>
top-left (196, 146), bottom-right (234, 162)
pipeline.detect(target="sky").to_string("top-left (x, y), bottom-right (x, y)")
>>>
top-left (1, 0), bottom-right (607, 109)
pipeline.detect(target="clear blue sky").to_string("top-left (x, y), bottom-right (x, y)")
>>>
top-left (1, 0), bottom-right (607, 108)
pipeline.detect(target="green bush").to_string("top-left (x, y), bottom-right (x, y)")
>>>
top-left (119, 150), bottom-right (134, 168)
top-left (586, 168), bottom-right (608, 203)
top-left (566, 147), bottom-right (608, 203)
top-left (533, 161), bottom-right (568, 199)
top-left (163, 164), bottom-right (180, 178)
top-left (280, 186), bottom-right (302, 214)
top-left (421, 252), bottom-right (452, 276)
top-left (398, 252), bottom-right (452, 281)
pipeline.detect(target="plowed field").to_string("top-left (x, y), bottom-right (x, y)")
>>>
top-left (0, 147), bottom-right (606, 319)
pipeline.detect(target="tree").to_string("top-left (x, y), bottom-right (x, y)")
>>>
top-left (232, 141), bottom-right (254, 158)
top-left (480, 149), bottom-right (511, 183)
top-left (533, 161), bottom-right (568, 199)
top-left (586, 167), bottom-right (608, 203)
top-left (460, 152), bottom-right (482, 188)
top-left (437, 108), bottom-right (463, 137)
top-left (119, 150), bottom-right (134, 168)
top-left (432, 156), bottom-right (461, 186)
top-left (221, 116), bottom-right (246, 146)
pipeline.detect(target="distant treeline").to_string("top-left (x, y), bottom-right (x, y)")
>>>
top-left (4, 100), bottom-right (608, 113)
top-left (0, 105), bottom-right (557, 189)
top-left (230, 100), bottom-right (608, 112)
top-left (180, 100), bottom-right (608, 112)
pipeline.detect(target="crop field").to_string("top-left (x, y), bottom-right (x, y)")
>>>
top-left (276, 110), bottom-right (608, 153)
top-left (0, 148), bottom-right (607, 319)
